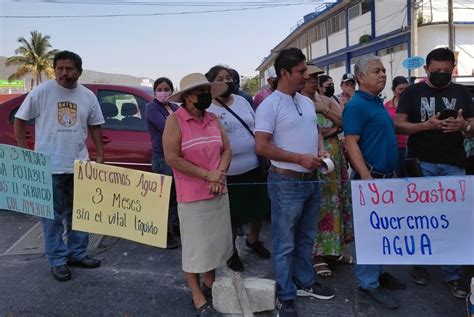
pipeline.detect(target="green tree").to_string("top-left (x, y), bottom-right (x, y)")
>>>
top-left (6, 30), bottom-right (59, 90)
top-left (241, 75), bottom-right (260, 96)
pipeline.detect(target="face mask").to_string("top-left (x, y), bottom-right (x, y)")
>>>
top-left (323, 86), bottom-right (335, 97)
top-left (155, 91), bottom-right (171, 103)
top-left (221, 82), bottom-right (234, 98)
top-left (193, 93), bottom-right (212, 110)
top-left (429, 71), bottom-right (452, 88)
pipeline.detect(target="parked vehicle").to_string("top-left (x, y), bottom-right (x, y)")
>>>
top-left (0, 84), bottom-right (154, 171)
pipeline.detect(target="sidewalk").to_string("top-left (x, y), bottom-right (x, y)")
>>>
top-left (0, 210), bottom-right (470, 316)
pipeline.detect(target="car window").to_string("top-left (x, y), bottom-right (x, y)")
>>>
top-left (97, 89), bottom-right (148, 132)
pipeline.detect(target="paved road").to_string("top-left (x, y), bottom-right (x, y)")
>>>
top-left (0, 210), bottom-right (470, 316)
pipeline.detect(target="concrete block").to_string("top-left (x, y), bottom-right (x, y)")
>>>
top-left (213, 276), bottom-right (276, 314)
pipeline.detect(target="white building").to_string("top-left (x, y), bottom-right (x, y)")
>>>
top-left (256, 0), bottom-right (474, 98)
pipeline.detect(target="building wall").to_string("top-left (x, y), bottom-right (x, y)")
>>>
top-left (418, 24), bottom-right (474, 77)
top-left (455, 25), bottom-right (474, 77)
top-left (348, 12), bottom-right (372, 47)
top-left (328, 29), bottom-right (346, 53)
top-left (378, 49), bottom-right (409, 99)
top-left (257, 0), bottom-right (474, 87)
top-left (374, 0), bottom-right (408, 36)
top-left (311, 39), bottom-right (327, 60)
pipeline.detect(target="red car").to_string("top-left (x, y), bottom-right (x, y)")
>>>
top-left (0, 84), bottom-right (154, 171)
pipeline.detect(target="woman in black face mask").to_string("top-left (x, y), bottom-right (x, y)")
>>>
top-left (318, 75), bottom-right (338, 103)
top-left (163, 73), bottom-right (233, 316)
top-left (205, 65), bottom-right (272, 273)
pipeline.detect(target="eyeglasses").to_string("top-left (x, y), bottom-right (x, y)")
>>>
top-left (293, 97), bottom-right (302, 116)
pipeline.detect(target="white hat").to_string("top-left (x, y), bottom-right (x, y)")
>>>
top-left (267, 66), bottom-right (277, 79)
top-left (168, 73), bottom-right (227, 103)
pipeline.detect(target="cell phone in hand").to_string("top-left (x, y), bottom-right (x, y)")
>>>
top-left (438, 108), bottom-right (458, 120)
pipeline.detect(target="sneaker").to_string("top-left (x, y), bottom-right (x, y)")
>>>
top-left (379, 271), bottom-right (406, 290)
top-left (166, 231), bottom-right (180, 249)
top-left (411, 266), bottom-right (429, 285)
top-left (51, 264), bottom-right (71, 282)
top-left (359, 286), bottom-right (399, 309)
top-left (276, 298), bottom-right (298, 317)
top-left (226, 251), bottom-right (244, 272)
top-left (67, 256), bottom-right (101, 269)
top-left (245, 239), bottom-right (271, 259)
top-left (296, 282), bottom-right (335, 300)
top-left (446, 279), bottom-right (468, 299)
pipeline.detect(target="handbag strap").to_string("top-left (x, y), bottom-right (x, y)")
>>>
top-left (215, 98), bottom-right (255, 138)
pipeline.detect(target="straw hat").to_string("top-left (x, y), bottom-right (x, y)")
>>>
top-left (307, 64), bottom-right (324, 76)
top-left (168, 73), bottom-right (227, 103)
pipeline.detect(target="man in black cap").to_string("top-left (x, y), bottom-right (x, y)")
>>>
top-left (336, 73), bottom-right (356, 108)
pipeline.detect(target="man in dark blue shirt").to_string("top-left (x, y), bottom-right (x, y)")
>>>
top-left (343, 55), bottom-right (404, 310)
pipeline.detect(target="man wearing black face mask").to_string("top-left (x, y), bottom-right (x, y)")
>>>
top-left (395, 47), bottom-right (474, 299)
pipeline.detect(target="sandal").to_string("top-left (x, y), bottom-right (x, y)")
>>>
top-left (334, 253), bottom-right (354, 265)
top-left (195, 301), bottom-right (218, 316)
top-left (313, 262), bottom-right (333, 278)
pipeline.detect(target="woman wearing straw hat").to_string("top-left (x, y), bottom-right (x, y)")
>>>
top-left (163, 73), bottom-right (233, 316)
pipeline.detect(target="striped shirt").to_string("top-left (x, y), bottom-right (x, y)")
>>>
top-left (173, 107), bottom-right (227, 203)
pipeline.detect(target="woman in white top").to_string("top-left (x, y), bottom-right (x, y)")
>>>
top-left (206, 65), bottom-right (271, 272)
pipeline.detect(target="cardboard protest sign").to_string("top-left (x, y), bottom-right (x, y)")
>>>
top-left (0, 144), bottom-right (54, 219)
top-left (352, 176), bottom-right (474, 265)
top-left (72, 160), bottom-right (171, 248)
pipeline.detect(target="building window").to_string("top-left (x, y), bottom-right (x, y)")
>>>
top-left (327, 11), bottom-right (345, 35)
top-left (348, 1), bottom-right (371, 20)
top-left (328, 61), bottom-right (345, 70)
top-left (377, 43), bottom-right (408, 57)
top-left (309, 22), bottom-right (326, 43)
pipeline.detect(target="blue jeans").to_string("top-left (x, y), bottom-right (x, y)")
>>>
top-left (415, 161), bottom-right (465, 282)
top-left (396, 147), bottom-right (407, 178)
top-left (152, 157), bottom-right (179, 228)
top-left (43, 174), bottom-right (89, 267)
top-left (268, 171), bottom-right (320, 300)
top-left (355, 265), bottom-right (384, 289)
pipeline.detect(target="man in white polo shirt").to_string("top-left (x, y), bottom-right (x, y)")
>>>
top-left (255, 47), bottom-right (335, 317)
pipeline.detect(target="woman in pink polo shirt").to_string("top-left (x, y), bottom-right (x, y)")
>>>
top-left (163, 73), bottom-right (233, 317)
top-left (384, 76), bottom-right (409, 177)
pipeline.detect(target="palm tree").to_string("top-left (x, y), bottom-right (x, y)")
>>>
top-left (6, 30), bottom-right (59, 90)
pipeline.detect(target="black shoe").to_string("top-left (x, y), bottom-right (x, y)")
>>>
top-left (296, 282), bottom-right (335, 300)
top-left (51, 264), bottom-right (71, 282)
top-left (379, 271), bottom-right (406, 290)
top-left (245, 239), bottom-right (271, 259)
top-left (201, 283), bottom-right (212, 303)
top-left (226, 251), bottom-right (244, 272)
top-left (411, 266), bottom-right (429, 285)
top-left (446, 279), bottom-right (468, 299)
top-left (359, 286), bottom-right (399, 309)
top-left (166, 231), bottom-right (180, 249)
top-left (275, 298), bottom-right (298, 317)
top-left (195, 302), bottom-right (218, 317)
top-left (67, 256), bottom-right (101, 269)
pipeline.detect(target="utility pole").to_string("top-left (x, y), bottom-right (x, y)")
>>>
top-left (448, 0), bottom-right (454, 51)
top-left (410, 0), bottom-right (419, 78)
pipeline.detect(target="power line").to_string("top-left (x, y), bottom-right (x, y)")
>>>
top-left (1, 1), bottom-right (330, 18)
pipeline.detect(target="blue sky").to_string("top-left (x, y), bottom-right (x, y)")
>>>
top-left (0, 0), bottom-right (331, 85)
